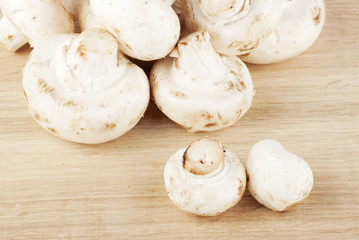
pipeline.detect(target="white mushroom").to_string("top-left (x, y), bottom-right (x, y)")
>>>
top-left (23, 28), bottom-right (150, 144)
top-left (180, 0), bottom-right (288, 56)
top-left (0, 0), bottom-right (75, 52)
top-left (164, 137), bottom-right (246, 216)
top-left (241, 0), bottom-right (326, 64)
top-left (246, 140), bottom-right (314, 212)
top-left (150, 31), bottom-right (254, 132)
top-left (89, 0), bottom-right (180, 61)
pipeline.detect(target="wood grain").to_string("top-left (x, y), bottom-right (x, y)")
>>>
top-left (0, 1), bottom-right (358, 239)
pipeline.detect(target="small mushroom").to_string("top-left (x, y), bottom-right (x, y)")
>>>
top-left (23, 28), bottom-right (150, 144)
top-left (0, 0), bottom-right (75, 52)
top-left (150, 31), bottom-right (254, 132)
top-left (180, 0), bottom-right (287, 56)
top-left (89, 0), bottom-right (180, 61)
top-left (241, 0), bottom-right (326, 64)
top-left (164, 137), bottom-right (246, 216)
top-left (246, 140), bottom-right (314, 212)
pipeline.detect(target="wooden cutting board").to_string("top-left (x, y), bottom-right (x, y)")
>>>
top-left (0, 1), bottom-right (358, 239)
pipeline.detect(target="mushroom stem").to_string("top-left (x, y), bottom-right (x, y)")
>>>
top-left (182, 137), bottom-right (224, 175)
top-left (55, 29), bottom-right (126, 93)
top-left (66, 29), bottom-right (120, 77)
top-left (0, 16), bottom-right (27, 52)
top-left (170, 31), bottom-right (226, 82)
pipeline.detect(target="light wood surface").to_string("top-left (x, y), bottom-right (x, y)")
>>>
top-left (0, 1), bottom-right (358, 239)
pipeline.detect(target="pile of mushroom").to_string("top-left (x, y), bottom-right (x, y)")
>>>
top-left (0, 0), bottom-right (322, 214)
top-left (165, 138), bottom-right (313, 215)
top-left (0, 0), bottom-right (326, 143)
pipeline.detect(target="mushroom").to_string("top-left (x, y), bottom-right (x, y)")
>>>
top-left (88, 0), bottom-right (180, 61)
top-left (164, 137), bottom-right (246, 216)
top-left (180, 0), bottom-right (288, 56)
top-left (246, 140), bottom-right (314, 212)
top-left (150, 31), bottom-right (254, 132)
top-left (22, 28), bottom-right (150, 144)
top-left (241, 0), bottom-right (326, 64)
top-left (0, 0), bottom-right (75, 52)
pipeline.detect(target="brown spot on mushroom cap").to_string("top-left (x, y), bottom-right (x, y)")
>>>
top-left (312, 6), bottom-right (322, 25)
top-left (105, 123), bottom-right (117, 130)
top-left (77, 43), bottom-right (87, 58)
top-left (205, 123), bottom-right (218, 128)
top-left (8, 35), bottom-right (13, 40)
top-left (227, 81), bottom-right (235, 90)
top-left (201, 112), bottom-right (213, 120)
top-left (172, 91), bottom-right (187, 98)
top-left (63, 101), bottom-right (76, 107)
top-left (33, 111), bottom-right (49, 123)
top-left (23, 90), bottom-right (29, 104)
top-left (47, 128), bottom-right (58, 135)
top-left (38, 79), bottom-right (55, 96)
top-left (34, 113), bottom-right (41, 121)
top-left (236, 80), bottom-right (247, 92)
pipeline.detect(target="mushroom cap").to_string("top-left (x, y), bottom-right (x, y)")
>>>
top-left (164, 137), bottom-right (246, 216)
top-left (241, 0), bottom-right (326, 64)
top-left (180, 0), bottom-right (285, 55)
top-left (23, 28), bottom-right (150, 144)
top-left (0, 0), bottom-right (75, 48)
top-left (150, 31), bottom-right (254, 132)
top-left (89, 0), bottom-right (180, 61)
top-left (246, 140), bottom-right (314, 212)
